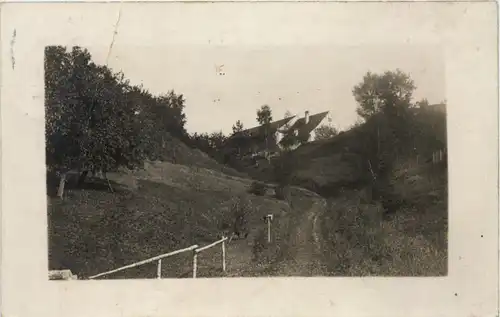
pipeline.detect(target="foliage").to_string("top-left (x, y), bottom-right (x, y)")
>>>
top-left (416, 98), bottom-right (430, 109)
top-left (45, 46), bottom-right (189, 188)
top-left (232, 120), bottom-right (244, 134)
top-left (208, 131), bottom-right (228, 149)
top-left (249, 181), bottom-right (267, 196)
top-left (275, 185), bottom-right (291, 201)
top-left (352, 69), bottom-right (416, 121)
top-left (351, 70), bottom-right (418, 179)
top-left (279, 110), bottom-right (300, 151)
top-left (314, 124), bottom-right (339, 140)
top-left (273, 150), bottom-right (297, 187)
top-left (320, 194), bottom-right (447, 276)
top-left (255, 104), bottom-right (274, 154)
top-left (256, 105), bottom-right (273, 125)
top-left (189, 130), bottom-right (229, 163)
top-left (348, 69), bottom-right (448, 214)
top-left (45, 46), bottom-right (144, 175)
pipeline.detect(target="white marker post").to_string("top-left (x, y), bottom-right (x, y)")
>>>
top-left (192, 250), bottom-right (198, 278)
top-left (221, 236), bottom-right (226, 273)
top-left (265, 214), bottom-right (274, 243)
top-left (157, 259), bottom-right (162, 279)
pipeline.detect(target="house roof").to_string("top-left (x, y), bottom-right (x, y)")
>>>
top-left (279, 111), bottom-right (330, 145)
top-left (224, 110), bottom-right (329, 151)
top-left (229, 115), bottom-right (297, 139)
top-left (287, 111), bottom-right (330, 134)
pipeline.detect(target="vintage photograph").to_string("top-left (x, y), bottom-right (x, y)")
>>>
top-left (46, 44), bottom-right (448, 280)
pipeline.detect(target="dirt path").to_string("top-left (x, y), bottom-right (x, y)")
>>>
top-left (272, 198), bottom-right (327, 276)
top-left (200, 196), bottom-right (328, 278)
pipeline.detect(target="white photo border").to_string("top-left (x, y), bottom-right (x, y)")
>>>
top-left (1, 1), bottom-right (498, 317)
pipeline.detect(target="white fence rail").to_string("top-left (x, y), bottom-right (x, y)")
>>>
top-left (88, 244), bottom-right (199, 280)
top-left (87, 236), bottom-right (229, 280)
top-left (193, 236), bottom-right (228, 278)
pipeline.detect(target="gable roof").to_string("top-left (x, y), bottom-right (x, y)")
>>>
top-left (279, 111), bottom-right (329, 145)
top-left (229, 115), bottom-right (297, 139)
top-left (288, 111), bottom-right (330, 134)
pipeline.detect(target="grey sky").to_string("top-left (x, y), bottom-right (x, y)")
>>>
top-left (90, 44), bottom-right (445, 135)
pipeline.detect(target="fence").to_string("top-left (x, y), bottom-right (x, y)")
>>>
top-left (192, 236), bottom-right (227, 278)
top-left (88, 244), bottom-right (199, 280)
top-left (87, 236), bottom-right (228, 280)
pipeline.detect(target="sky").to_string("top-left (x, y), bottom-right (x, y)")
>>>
top-left (88, 44), bottom-right (445, 135)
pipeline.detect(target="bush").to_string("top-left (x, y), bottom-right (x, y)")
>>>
top-left (320, 192), bottom-right (447, 276)
top-left (249, 181), bottom-right (267, 196)
top-left (275, 185), bottom-right (291, 201)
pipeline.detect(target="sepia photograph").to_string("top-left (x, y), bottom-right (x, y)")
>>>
top-left (1, 1), bottom-right (497, 316)
top-left (46, 43), bottom-right (448, 280)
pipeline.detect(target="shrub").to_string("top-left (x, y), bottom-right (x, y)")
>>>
top-left (275, 185), bottom-right (291, 201)
top-left (249, 181), bottom-right (267, 196)
top-left (320, 192), bottom-right (447, 276)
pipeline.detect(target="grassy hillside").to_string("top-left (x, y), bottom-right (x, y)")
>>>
top-left (48, 161), bottom-right (295, 279)
top-left (320, 163), bottom-right (447, 276)
top-left (146, 132), bottom-right (248, 179)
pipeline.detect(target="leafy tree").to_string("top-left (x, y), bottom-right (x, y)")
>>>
top-left (256, 105), bottom-right (274, 156)
top-left (190, 132), bottom-right (212, 154)
top-left (279, 110), bottom-right (299, 151)
top-left (188, 130), bottom-right (229, 163)
top-left (256, 105), bottom-right (273, 125)
top-left (232, 120), bottom-right (244, 134)
top-left (273, 110), bottom-right (299, 197)
top-left (45, 46), bottom-right (146, 198)
top-left (353, 69), bottom-right (416, 121)
top-left (227, 120), bottom-right (252, 158)
top-left (138, 89), bottom-right (188, 161)
top-left (208, 131), bottom-right (228, 150)
top-left (45, 46), bottom-right (189, 198)
top-left (314, 124), bottom-right (339, 140)
top-left (352, 69), bottom-right (418, 212)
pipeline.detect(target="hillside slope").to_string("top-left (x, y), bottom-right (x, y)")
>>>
top-left (146, 132), bottom-right (248, 179)
top-left (48, 160), bottom-right (326, 279)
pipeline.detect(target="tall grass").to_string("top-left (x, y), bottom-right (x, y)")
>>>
top-left (320, 189), bottom-right (447, 276)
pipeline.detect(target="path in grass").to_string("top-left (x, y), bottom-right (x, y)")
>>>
top-left (271, 198), bottom-right (327, 276)
top-left (193, 194), bottom-right (328, 278)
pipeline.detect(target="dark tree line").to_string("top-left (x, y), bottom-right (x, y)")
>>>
top-left (45, 46), bottom-right (189, 198)
top-left (351, 69), bottom-right (447, 213)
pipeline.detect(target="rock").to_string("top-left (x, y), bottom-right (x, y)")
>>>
top-left (49, 269), bottom-right (77, 280)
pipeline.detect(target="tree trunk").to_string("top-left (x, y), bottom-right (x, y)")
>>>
top-left (77, 170), bottom-right (89, 188)
top-left (103, 172), bottom-right (114, 193)
top-left (57, 173), bottom-right (67, 199)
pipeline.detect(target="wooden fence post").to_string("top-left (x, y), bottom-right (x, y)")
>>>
top-left (157, 259), bottom-right (162, 279)
top-left (265, 214), bottom-right (273, 243)
top-left (222, 237), bottom-right (226, 273)
top-left (267, 219), bottom-right (271, 243)
top-left (192, 251), bottom-right (198, 278)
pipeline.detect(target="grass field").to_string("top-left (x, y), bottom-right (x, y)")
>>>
top-left (319, 163), bottom-right (448, 276)
top-left (48, 161), bottom-right (295, 279)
